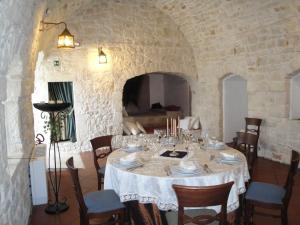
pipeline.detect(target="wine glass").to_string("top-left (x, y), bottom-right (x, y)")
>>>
top-left (201, 130), bottom-right (209, 147)
top-left (169, 136), bottom-right (179, 157)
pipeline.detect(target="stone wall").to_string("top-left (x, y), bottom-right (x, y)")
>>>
top-left (34, 0), bottom-right (300, 162)
top-left (0, 0), bottom-right (46, 224)
top-left (33, 0), bottom-right (197, 152)
top-left (2, 0), bottom-right (300, 224)
top-left (154, 0), bottom-right (300, 163)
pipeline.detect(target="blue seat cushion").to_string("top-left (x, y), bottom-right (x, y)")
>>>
top-left (84, 189), bottom-right (125, 214)
top-left (245, 181), bottom-right (286, 205)
top-left (98, 166), bottom-right (106, 175)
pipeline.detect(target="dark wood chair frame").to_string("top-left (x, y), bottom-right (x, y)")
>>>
top-left (245, 117), bottom-right (262, 154)
top-left (228, 117), bottom-right (262, 150)
top-left (244, 150), bottom-right (300, 225)
top-left (172, 181), bottom-right (234, 225)
top-left (66, 157), bottom-right (126, 225)
top-left (244, 118), bottom-right (262, 137)
top-left (236, 131), bottom-right (259, 177)
top-left (90, 135), bottom-right (113, 190)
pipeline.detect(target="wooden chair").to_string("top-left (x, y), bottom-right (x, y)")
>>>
top-left (90, 135), bottom-right (113, 190)
top-left (244, 117), bottom-right (262, 137)
top-left (66, 157), bottom-right (126, 225)
top-left (244, 150), bottom-right (300, 225)
top-left (228, 117), bottom-right (262, 150)
top-left (236, 132), bottom-right (258, 177)
top-left (166, 182), bottom-right (234, 225)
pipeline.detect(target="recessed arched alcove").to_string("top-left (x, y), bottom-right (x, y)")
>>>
top-left (289, 72), bottom-right (300, 120)
top-left (122, 72), bottom-right (191, 132)
top-left (222, 74), bottom-right (248, 143)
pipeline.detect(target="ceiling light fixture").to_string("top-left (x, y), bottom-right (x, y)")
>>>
top-left (40, 20), bottom-right (75, 48)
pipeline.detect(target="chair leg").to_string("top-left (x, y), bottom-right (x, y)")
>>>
top-left (80, 211), bottom-right (89, 225)
top-left (244, 201), bottom-right (252, 225)
top-left (281, 209), bottom-right (288, 225)
top-left (98, 181), bottom-right (102, 190)
top-left (97, 174), bottom-right (104, 190)
top-left (235, 194), bottom-right (244, 225)
top-left (125, 207), bottom-right (131, 225)
top-left (119, 209), bottom-right (128, 225)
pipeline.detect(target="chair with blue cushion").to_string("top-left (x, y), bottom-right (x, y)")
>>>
top-left (244, 117), bottom-right (262, 160)
top-left (90, 135), bottom-right (113, 190)
top-left (236, 132), bottom-right (258, 178)
top-left (166, 181), bottom-right (234, 225)
top-left (66, 157), bottom-right (126, 225)
top-left (244, 150), bottom-right (300, 225)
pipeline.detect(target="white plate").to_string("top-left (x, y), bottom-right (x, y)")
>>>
top-left (122, 146), bottom-right (144, 153)
top-left (115, 160), bottom-right (142, 169)
top-left (171, 166), bottom-right (203, 175)
top-left (200, 144), bottom-right (226, 150)
top-left (217, 158), bottom-right (241, 165)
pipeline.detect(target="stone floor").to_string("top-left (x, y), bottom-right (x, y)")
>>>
top-left (29, 151), bottom-right (300, 225)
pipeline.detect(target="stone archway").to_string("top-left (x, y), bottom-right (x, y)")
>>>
top-left (121, 72), bottom-right (191, 132)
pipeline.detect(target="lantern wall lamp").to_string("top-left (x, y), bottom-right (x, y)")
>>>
top-left (40, 20), bottom-right (76, 48)
top-left (98, 47), bottom-right (107, 64)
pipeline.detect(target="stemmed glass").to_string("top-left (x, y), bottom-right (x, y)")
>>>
top-left (169, 136), bottom-right (179, 157)
top-left (201, 130), bottom-right (209, 147)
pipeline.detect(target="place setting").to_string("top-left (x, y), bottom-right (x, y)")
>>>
top-left (112, 152), bottom-right (144, 171)
top-left (165, 160), bottom-right (209, 177)
top-left (200, 136), bottom-right (227, 151)
top-left (215, 150), bottom-right (243, 165)
top-left (121, 142), bottom-right (146, 153)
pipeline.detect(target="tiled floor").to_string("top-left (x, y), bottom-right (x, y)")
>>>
top-left (29, 152), bottom-right (300, 225)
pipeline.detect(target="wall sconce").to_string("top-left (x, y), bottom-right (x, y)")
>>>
top-left (40, 21), bottom-right (75, 48)
top-left (98, 47), bottom-right (107, 64)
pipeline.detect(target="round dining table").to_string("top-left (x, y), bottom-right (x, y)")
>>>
top-left (104, 140), bottom-right (250, 217)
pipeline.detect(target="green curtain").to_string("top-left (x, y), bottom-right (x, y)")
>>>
top-left (48, 82), bottom-right (77, 142)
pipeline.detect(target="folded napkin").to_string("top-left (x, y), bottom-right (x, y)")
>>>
top-left (215, 141), bottom-right (225, 147)
top-left (127, 143), bottom-right (142, 149)
top-left (120, 153), bottom-right (137, 164)
top-left (179, 160), bottom-right (197, 171)
top-left (219, 151), bottom-right (239, 160)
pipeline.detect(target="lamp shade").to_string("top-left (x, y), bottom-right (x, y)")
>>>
top-left (57, 27), bottom-right (75, 48)
top-left (98, 47), bottom-right (107, 64)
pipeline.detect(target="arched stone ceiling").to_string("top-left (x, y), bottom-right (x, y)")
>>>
top-left (44, 0), bottom-right (300, 67)
top-left (153, 0), bottom-right (300, 60)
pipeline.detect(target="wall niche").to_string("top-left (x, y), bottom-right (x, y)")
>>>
top-left (290, 74), bottom-right (300, 120)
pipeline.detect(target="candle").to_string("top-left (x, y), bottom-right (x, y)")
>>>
top-left (171, 119), bottom-right (173, 136)
top-left (178, 116), bottom-right (180, 136)
top-left (167, 118), bottom-right (169, 137)
top-left (170, 118), bottom-right (173, 136)
top-left (175, 119), bottom-right (177, 137)
top-left (173, 119), bottom-right (176, 137)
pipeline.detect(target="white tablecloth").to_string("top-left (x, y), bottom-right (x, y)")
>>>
top-left (104, 144), bottom-right (250, 213)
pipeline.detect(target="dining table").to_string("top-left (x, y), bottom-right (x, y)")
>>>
top-left (105, 135), bottom-right (250, 224)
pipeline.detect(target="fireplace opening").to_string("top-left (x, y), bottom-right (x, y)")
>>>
top-left (122, 73), bottom-right (191, 132)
